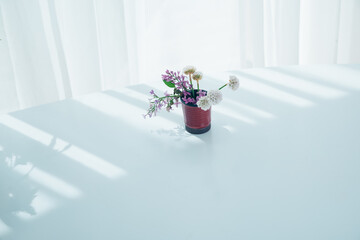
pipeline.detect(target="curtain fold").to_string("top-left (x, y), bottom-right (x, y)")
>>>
top-left (299, 0), bottom-right (341, 64)
top-left (93, 0), bottom-right (130, 89)
top-left (54, 0), bottom-right (102, 96)
top-left (239, 0), bottom-right (265, 68)
top-left (264, 0), bottom-right (300, 66)
top-left (39, 0), bottom-right (72, 99)
top-left (337, 0), bottom-right (360, 63)
top-left (0, 0), bottom-right (359, 113)
top-left (1, 0), bottom-right (60, 110)
top-left (0, 4), bottom-right (19, 112)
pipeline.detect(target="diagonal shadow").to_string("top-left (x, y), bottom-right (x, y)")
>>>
top-left (272, 65), bottom-right (360, 91)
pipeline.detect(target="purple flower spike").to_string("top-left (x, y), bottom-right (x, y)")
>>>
top-left (144, 69), bottom-right (192, 119)
top-left (188, 98), bottom-right (196, 104)
top-left (198, 90), bottom-right (206, 97)
top-left (183, 91), bottom-right (190, 97)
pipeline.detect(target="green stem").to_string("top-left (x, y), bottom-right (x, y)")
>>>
top-left (155, 94), bottom-right (180, 101)
top-left (189, 74), bottom-right (195, 97)
top-left (197, 80), bottom-right (199, 91)
top-left (219, 83), bottom-right (227, 90)
top-left (182, 83), bottom-right (188, 92)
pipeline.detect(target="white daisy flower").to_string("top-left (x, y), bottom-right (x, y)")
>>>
top-left (228, 75), bottom-right (239, 91)
top-left (192, 71), bottom-right (203, 81)
top-left (207, 89), bottom-right (223, 105)
top-left (183, 66), bottom-right (196, 75)
top-left (197, 96), bottom-right (211, 111)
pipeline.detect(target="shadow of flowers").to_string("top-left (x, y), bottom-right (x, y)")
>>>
top-left (0, 148), bottom-right (37, 228)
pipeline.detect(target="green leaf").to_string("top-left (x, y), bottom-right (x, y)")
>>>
top-left (163, 80), bottom-right (175, 88)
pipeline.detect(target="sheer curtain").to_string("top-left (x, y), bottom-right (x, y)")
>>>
top-left (0, 0), bottom-right (359, 113)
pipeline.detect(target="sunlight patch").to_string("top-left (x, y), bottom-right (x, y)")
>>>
top-left (253, 69), bottom-right (347, 99)
top-left (213, 107), bottom-right (257, 125)
top-left (110, 89), bottom-right (184, 117)
top-left (14, 163), bottom-right (82, 199)
top-left (0, 115), bottom-right (127, 179)
top-left (75, 92), bottom-right (177, 130)
top-left (223, 99), bottom-right (276, 119)
top-left (0, 219), bottom-right (11, 238)
top-left (238, 77), bottom-right (314, 107)
top-left (62, 146), bottom-right (127, 179)
top-left (301, 65), bottom-right (360, 90)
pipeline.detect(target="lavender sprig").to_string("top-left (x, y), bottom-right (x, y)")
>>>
top-left (143, 90), bottom-right (181, 118)
top-left (162, 70), bottom-right (190, 92)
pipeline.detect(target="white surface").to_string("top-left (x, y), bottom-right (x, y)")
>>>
top-left (0, 64), bottom-right (360, 239)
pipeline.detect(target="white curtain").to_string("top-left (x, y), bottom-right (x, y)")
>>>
top-left (0, 0), bottom-right (359, 113)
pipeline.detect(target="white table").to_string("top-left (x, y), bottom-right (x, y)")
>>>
top-left (1, 65), bottom-right (360, 239)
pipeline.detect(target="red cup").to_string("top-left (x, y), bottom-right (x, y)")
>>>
top-left (181, 102), bottom-right (211, 134)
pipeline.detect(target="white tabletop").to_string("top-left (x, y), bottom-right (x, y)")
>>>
top-left (1, 64), bottom-right (360, 239)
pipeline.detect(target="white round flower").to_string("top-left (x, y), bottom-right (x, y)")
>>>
top-left (183, 65), bottom-right (196, 75)
top-left (207, 89), bottom-right (223, 105)
top-left (197, 96), bottom-right (211, 111)
top-left (228, 75), bottom-right (239, 91)
top-left (192, 71), bottom-right (203, 81)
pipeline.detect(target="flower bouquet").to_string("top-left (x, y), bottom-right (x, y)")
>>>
top-left (144, 66), bottom-right (239, 134)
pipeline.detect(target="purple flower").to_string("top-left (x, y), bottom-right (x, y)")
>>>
top-left (182, 97), bottom-right (188, 104)
top-left (198, 90), bottom-right (206, 97)
top-left (162, 70), bottom-right (190, 92)
top-left (144, 69), bottom-right (194, 119)
top-left (182, 96), bottom-right (196, 104)
top-left (183, 91), bottom-right (191, 97)
top-left (188, 98), bottom-right (196, 103)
